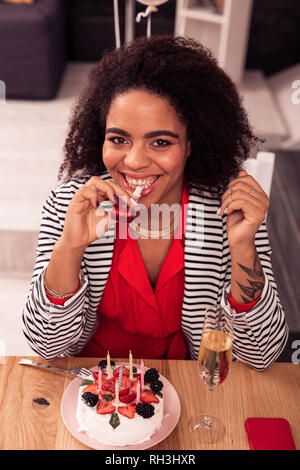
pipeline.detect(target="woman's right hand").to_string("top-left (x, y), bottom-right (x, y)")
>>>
top-left (59, 176), bottom-right (137, 250)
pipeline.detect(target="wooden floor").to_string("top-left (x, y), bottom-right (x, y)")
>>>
top-left (267, 149), bottom-right (300, 360)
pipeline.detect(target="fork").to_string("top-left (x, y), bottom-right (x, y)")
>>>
top-left (18, 358), bottom-right (93, 380)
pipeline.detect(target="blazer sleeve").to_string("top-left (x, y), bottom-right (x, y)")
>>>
top-left (220, 218), bottom-right (289, 371)
top-left (22, 184), bottom-right (91, 361)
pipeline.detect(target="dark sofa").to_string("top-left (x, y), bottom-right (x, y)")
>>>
top-left (0, 0), bottom-right (176, 100)
top-left (0, 0), bottom-right (66, 100)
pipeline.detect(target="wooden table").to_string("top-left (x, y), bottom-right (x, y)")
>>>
top-left (0, 357), bottom-right (299, 450)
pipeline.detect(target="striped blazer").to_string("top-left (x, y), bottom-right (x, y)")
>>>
top-left (22, 171), bottom-right (289, 370)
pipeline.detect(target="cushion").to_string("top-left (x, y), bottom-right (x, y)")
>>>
top-left (0, 0), bottom-right (66, 99)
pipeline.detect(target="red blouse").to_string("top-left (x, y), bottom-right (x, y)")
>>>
top-left (47, 178), bottom-right (261, 359)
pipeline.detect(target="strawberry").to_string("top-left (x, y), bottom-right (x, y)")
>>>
top-left (119, 386), bottom-right (130, 397)
top-left (113, 366), bottom-right (130, 377)
top-left (131, 379), bottom-right (144, 394)
top-left (102, 378), bottom-right (115, 394)
top-left (118, 404), bottom-right (136, 419)
top-left (82, 383), bottom-right (98, 395)
top-left (133, 373), bottom-right (141, 381)
top-left (141, 389), bottom-right (159, 404)
top-left (119, 391), bottom-right (136, 404)
top-left (131, 380), bottom-right (139, 394)
top-left (93, 371), bottom-right (108, 382)
top-left (121, 375), bottom-right (131, 388)
top-left (96, 398), bottom-right (116, 415)
top-left (99, 391), bottom-right (115, 401)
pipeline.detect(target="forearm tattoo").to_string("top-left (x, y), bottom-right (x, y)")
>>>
top-left (235, 252), bottom-right (264, 303)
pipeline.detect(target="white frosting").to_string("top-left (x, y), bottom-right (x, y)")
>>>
top-left (76, 369), bottom-right (164, 446)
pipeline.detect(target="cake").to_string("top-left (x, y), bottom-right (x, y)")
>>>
top-left (76, 360), bottom-right (164, 446)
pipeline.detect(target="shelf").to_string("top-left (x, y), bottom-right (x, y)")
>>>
top-left (181, 7), bottom-right (225, 25)
top-left (175, 0), bottom-right (254, 84)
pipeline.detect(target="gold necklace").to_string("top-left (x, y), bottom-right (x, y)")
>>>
top-left (129, 210), bottom-right (181, 239)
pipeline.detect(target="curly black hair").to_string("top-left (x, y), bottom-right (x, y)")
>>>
top-left (59, 34), bottom-right (262, 197)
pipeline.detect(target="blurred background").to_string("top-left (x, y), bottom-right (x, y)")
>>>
top-left (0, 0), bottom-right (299, 359)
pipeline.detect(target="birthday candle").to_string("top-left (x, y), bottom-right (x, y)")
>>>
top-left (107, 350), bottom-right (112, 378)
top-left (140, 359), bottom-right (144, 391)
top-left (115, 379), bottom-right (119, 407)
top-left (129, 350), bottom-right (133, 380)
top-left (118, 365), bottom-right (123, 391)
top-left (136, 379), bottom-right (141, 403)
top-left (97, 368), bottom-right (102, 394)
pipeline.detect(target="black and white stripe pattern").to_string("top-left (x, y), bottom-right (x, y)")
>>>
top-left (22, 172), bottom-right (289, 370)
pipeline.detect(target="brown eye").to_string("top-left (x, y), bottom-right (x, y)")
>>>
top-left (109, 137), bottom-right (127, 144)
top-left (153, 139), bottom-right (171, 147)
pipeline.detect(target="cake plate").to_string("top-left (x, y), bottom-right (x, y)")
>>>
top-left (61, 363), bottom-right (181, 450)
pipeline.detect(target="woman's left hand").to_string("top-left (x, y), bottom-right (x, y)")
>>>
top-left (218, 170), bottom-right (270, 249)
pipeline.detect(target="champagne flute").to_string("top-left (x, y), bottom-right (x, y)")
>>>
top-left (189, 304), bottom-right (234, 443)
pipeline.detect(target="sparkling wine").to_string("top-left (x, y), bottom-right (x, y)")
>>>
top-left (198, 330), bottom-right (232, 390)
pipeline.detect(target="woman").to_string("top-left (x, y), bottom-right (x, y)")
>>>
top-left (22, 35), bottom-right (288, 370)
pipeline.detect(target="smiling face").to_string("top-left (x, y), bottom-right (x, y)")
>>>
top-left (102, 89), bottom-right (190, 209)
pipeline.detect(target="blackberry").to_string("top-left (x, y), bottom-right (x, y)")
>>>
top-left (150, 380), bottom-right (163, 393)
top-left (98, 359), bottom-right (115, 371)
top-left (144, 368), bottom-right (160, 384)
top-left (136, 402), bottom-right (155, 419)
top-left (82, 392), bottom-right (99, 407)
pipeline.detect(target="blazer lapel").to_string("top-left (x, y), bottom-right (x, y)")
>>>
top-left (181, 191), bottom-right (223, 359)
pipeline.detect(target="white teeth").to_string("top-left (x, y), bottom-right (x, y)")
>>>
top-left (124, 174), bottom-right (158, 189)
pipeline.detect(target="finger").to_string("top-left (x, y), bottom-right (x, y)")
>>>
top-left (95, 210), bottom-right (116, 239)
top-left (86, 177), bottom-right (136, 207)
top-left (105, 179), bottom-right (138, 207)
top-left (220, 192), bottom-right (262, 216)
top-left (85, 176), bottom-right (117, 205)
top-left (221, 198), bottom-right (265, 222)
top-left (77, 186), bottom-right (99, 209)
top-left (229, 170), bottom-right (265, 195)
top-left (229, 170), bottom-right (262, 190)
top-left (95, 204), bottom-right (107, 218)
top-left (222, 181), bottom-right (265, 203)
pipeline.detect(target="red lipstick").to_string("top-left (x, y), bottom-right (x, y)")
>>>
top-left (111, 195), bottom-right (136, 223)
